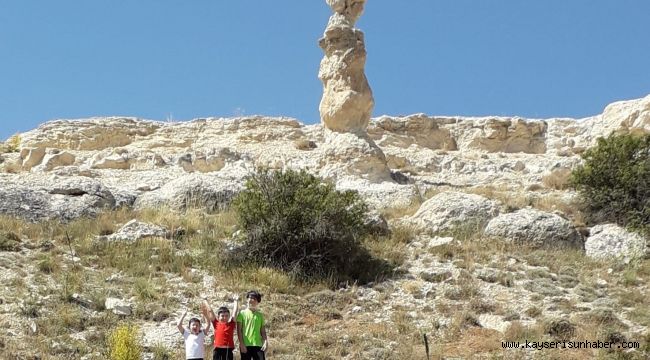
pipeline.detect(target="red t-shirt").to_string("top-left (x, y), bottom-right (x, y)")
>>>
top-left (212, 319), bottom-right (236, 348)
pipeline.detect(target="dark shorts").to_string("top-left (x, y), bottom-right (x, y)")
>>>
top-left (241, 346), bottom-right (265, 360)
top-left (213, 347), bottom-right (234, 360)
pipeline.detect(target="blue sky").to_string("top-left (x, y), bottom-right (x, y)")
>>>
top-left (2, 0), bottom-right (649, 140)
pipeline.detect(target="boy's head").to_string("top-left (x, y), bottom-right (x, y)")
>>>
top-left (217, 306), bottom-right (230, 322)
top-left (246, 290), bottom-right (262, 309)
top-left (188, 317), bottom-right (201, 334)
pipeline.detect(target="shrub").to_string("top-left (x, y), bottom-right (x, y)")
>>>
top-left (108, 323), bottom-right (142, 360)
top-left (0, 134), bottom-right (21, 153)
top-left (232, 168), bottom-right (373, 281)
top-left (571, 133), bottom-right (650, 232)
top-left (0, 231), bottom-right (21, 251)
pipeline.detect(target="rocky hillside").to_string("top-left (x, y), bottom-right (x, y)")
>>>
top-left (0, 94), bottom-right (649, 359)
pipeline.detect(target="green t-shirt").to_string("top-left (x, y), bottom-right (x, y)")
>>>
top-left (236, 309), bottom-right (265, 347)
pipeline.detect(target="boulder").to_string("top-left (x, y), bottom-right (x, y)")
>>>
top-left (34, 151), bottom-right (76, 171)
top-left (105, 298), bottom-right (132, 316)
top-left (134, 174), bottom-right (242, 212)
top-left (48, 179), bottom-right (115, 221)
top-left (484, 208), bottom-right (582, 248)
top-left (19, 147), bottom-right (46, 170)
top-left (598, 94), bottom-right (650, 136)
top-left (408, 192), bottom-right (500, 233)
top-left (0, 177), bottom-right (115, 222)
top-left (318, 131), bottom-right (391, 182)
top-left (0, 184), bottom-right (52, 222)
top-left (335, 178), bottom-right (418, 210)
top-left (585, 224), bottom-right (647, 262)
top-left (101, 219), bottom-right (169, 242)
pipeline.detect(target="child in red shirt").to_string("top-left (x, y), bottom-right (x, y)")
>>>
top-left (203, 295), bottom-right (239, 360)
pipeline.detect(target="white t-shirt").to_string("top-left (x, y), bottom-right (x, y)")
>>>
top-left (182, 329), bottom-right (205, 359)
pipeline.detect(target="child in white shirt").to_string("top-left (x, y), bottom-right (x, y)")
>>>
top-left (177, 309), bottom-right (211, 360)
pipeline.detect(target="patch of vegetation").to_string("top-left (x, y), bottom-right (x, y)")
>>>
top-left (0, 133), bottom-right (21, 153)
top-left (571, 133), bottom-right (650, 233)
top-left (542, 167), bottom-right (572, 190)
top-left (36, 253), bottom-right (59, 273)
top-left (0, 231), bottom-right (21, 251)
top-left (503, 321), bottom-right (544, 342)
top-left (544, 318), bottom-right (576, 340)
top-left (108, 323), bottom-right (142, 360)
top-left (232, 168), bottom-right (390, 282)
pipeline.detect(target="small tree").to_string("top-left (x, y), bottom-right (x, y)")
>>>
top-left (232, 168), bottom-right (370, 280)
top-left (108, 323), bottom-right (142, 360)
top-left (571, 133), bottom-right (650, 232)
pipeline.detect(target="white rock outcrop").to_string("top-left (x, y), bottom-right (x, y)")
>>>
top-left (37, 151), bottom-right (76, 171)
top-left (597, 94), bottom-right (650, 136)
top-left (20, 117), bottom-right (159, 150)
top-left (101, 219), bottom-right (169, 242)
top-left (134, 174), bottom-right (242, 212)
top-left (407, 192), bottom-right (500, 233)
top-left (318, 132), bottom-right (391, 182)
top-left (585, 224), bottom-right (647, 262)
top-left (484, 208), bottom-right (582, 248)
top-left (19, 147), bottom-right (45, 170)
top-left (105, 298), bottom-right (132, 316)
top-left (318, 0), bottom-right (373, 133)
top-left (0, 176), bottom-right (115, 222)
top-left (1, 94), bottom-right (650, 225)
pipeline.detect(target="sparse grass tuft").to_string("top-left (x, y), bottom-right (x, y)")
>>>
top-left (380, 200), bottom-right (422, 220)
top-left (36, 253), bottom-right (59, 274)
top-left (133, 278), bottom-right (159, 301)
top-left (503, 321), bottom-right (544, 342)
top-left (542, 168), bottom-right (572, 190)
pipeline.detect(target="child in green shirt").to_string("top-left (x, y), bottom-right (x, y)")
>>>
top-left (236, 290), bottom-right (268, 360)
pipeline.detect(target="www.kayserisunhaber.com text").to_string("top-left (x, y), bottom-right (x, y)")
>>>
top-left (502, 340), bottom-right (639, 350)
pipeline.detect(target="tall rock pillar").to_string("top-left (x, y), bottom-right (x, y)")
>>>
top-left (318, 0), bottom-right (374, 133)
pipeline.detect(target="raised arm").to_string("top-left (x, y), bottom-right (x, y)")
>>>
top-left (229, 294), bottom-right (240, 323)
top-left (177, 310), bottom-right (187, 334)
top-left (202, 299), bottom-right (216, 323)
top-left (202, 314), bottom-right (211, 334)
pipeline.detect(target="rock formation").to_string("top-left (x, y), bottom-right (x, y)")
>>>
top-left (318, 0), bottom-right (374, 133)
top-left (2, 95), bottom-right (650, 359)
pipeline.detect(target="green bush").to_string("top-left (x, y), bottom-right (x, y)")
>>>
top-left (108, 323), bottom-right (142, 360)
top-left (571, 133), bottom-right (650, 232)
top-left (232, 169), bottom-right (375, 281)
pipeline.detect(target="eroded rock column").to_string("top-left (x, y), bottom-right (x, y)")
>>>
top-left (319, 0), bottom-right (374, 133)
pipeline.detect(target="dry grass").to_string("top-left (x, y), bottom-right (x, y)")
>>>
top-left (380, 200), bottom-right (423, 220)
top-left (363, 224), bottom-right (416, 268)
top-left (542, 168), bottom-right (572, 190)
top-left (2, 203), bottom-right (649, 359)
